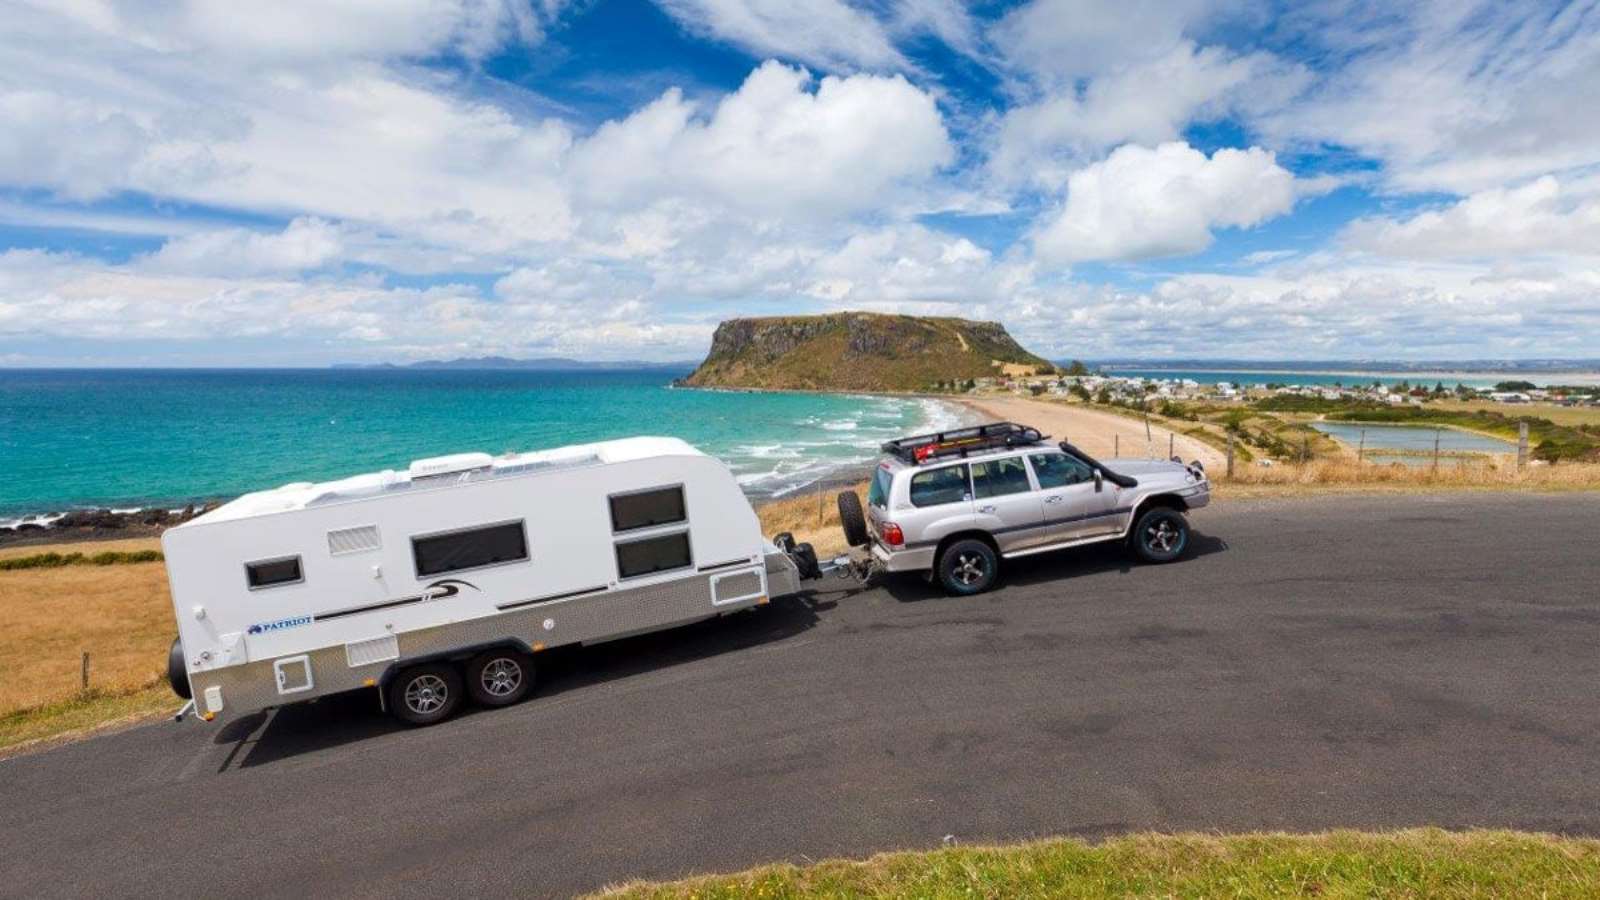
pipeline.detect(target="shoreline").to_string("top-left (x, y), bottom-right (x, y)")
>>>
top-left (1, 393), bottom-right (975, 547)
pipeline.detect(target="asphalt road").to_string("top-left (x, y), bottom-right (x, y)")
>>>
top-left (3, 492), bottom-right (1598, 898)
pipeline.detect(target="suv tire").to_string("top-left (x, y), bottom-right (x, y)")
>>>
top-left (1131, 507), bottom-right (1189, 564)
top-left (837, 491), bottom-right (869, 548)
top-left (938, 539), bottom-right (998, 595)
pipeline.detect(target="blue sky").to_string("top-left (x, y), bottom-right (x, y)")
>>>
top-left (1, 0), bottom-right (1597, 365)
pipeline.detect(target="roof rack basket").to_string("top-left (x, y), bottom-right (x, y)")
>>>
top-left (881, 421), bottom-right (1047, 465)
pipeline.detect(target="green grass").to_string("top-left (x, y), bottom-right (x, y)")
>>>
top-left (598, 829), bottom-right (1600, 899)
top-left (0, 549), bottom-right (164, 571)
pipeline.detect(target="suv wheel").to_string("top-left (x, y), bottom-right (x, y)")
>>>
top-left (938, 539), bottom-right (998, 595)
top-left (1131, 507), bottom-right (1189, 564)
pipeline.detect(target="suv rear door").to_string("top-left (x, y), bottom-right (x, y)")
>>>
top-left (969, 454), bottom-right (1046, 553)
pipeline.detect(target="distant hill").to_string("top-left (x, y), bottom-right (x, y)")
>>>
top-left (682, 313), bottom-right (1053, 392)
top-left (333, 356), bottom-right (694, 371)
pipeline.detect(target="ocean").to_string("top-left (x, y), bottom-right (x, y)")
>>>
top-left (0, 369), bottom-right (968, 523)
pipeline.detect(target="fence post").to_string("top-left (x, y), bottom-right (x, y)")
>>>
top-left (1168, 433), bottom-right (1174, 459)
top-left (1114, 434), bottom-right (1119, 457)
top-left (817, 484), bottom-right (825, 525)
top-left (1226, 432), bottom-right (1235, 479)
top-left (1301, 436), bottom-right (1310, 463)
top-left (80, 651), bottom-right (90, 692)
top-left (1358, 428), bottom-right (1365, 462)
top-left (1433, 429), bottom-right (1441, 472)
top-left (1517, 421), bottom-right (1529, 470)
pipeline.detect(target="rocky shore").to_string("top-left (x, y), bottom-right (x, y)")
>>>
top-left (0, 504), bottom-right (216, 548)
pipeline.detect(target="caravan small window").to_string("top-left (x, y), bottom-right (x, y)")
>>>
top-left (412, 521), bottom-right (528, 577)
top-left (615, 532), bottom-right (692, 579)
top-left (246, 556), bottom-right (303, 589)
top-left (609, 486), bottom-right (686, 533)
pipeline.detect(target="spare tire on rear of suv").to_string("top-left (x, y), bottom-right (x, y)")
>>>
top-left (837, 491), bottom-right (869, 548)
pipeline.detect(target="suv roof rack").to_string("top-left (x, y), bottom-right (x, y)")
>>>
top-left (881, 421), bottom-right (1048, 465)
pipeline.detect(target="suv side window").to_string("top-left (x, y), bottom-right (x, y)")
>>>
top-left (909, 465), bottom-right (969, 507)
top-left (1029, 452), bottom-right (1094, 489)
top-left (971, 456), bottom-right (1033, 498)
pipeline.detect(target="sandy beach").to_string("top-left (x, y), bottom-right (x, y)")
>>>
top-left (956, 395), bottom-right (1226, 469)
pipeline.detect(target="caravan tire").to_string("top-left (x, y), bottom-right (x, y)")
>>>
top-left (466, 650), bottom-right (534, 708)
top-left (837, 491), bottom-right (869, 548)
top-left (166, 636), bottom-right (191, 700)
top-left (388, 663), bottom-right (464, 726)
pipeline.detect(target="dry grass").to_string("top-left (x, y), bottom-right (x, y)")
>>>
top-left (0, 536), bottom-right (161, 560)
top-left (755, 484), bottom-right (867, 559)
top-left (1216, 458), bottom-right (1600, 497)
top-left (1433, 398), bottom-right (1600, 428)
top-left (0, 537), bottom-right (175, 722)
top-left (597, 828), bottom-right (1600, 899)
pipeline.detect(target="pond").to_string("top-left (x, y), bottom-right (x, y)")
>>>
top-left (1309, 421), bottom-right (1517, 454)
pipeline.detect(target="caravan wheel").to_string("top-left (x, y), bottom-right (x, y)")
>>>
top-left (466, 650), bottom-right (534, 707)
top-left (388, 663), bottom-right (463, 726)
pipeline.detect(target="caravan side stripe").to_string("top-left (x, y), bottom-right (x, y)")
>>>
top-left (498, 585), bottom-right (608, 611)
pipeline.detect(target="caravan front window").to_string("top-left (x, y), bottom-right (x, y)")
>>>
top-left (412, 520), bottom-right (529, 577)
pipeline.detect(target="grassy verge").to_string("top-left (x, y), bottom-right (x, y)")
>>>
top-left (0, 681), bottom-right (174, 756)
top-left (597, 829), bottom-right (1600, 899)
top-left (0, 538), bottom-right (175, 753)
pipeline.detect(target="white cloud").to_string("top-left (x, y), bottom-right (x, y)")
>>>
top-left (1031, 142), bottom-right (1298, 265)
top-left (144, 218), bottom-right (346, 276)
top-left (987, 41), bottom-right (1302, 189)
top-left (573, 62), bottom-right (952, 220)
top-left (991, 0), bottom-right (1220, 85)
top-left (1254, 0), bottom-right (1600, 194)
top-left (653, 0), bottom-right (906, 71)
top-left (1342, 176), bottom-right (1600, 260)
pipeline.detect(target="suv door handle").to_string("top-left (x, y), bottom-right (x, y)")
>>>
top-left (1044, 495), bottom-right (1064, 504)
top-left (978, 505), bottom-right (996, 513)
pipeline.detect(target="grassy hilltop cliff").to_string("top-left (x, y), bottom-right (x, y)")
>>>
top-left (682, 312), bottom-right (1053, 392)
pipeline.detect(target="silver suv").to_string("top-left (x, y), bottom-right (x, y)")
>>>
top-left (837, 422), bottom-right (1210, 595)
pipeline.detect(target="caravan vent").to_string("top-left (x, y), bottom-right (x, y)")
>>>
top-left (327, 524), bottom-right (382, 556)
top-left (345, 635), bottom-right (399, 668)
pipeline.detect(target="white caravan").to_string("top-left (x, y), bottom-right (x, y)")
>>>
top-left (163, 437), bottom-right (816, 726)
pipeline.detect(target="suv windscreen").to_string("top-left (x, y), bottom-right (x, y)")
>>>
top-left (909, 465), bottom-right (969, 507)
top-left (1029, 452), bottom-right (1095, 489)
top-left (971, 456), bottom-right (1033, 498)
top-left (868, 467), bottom-right (893, 508)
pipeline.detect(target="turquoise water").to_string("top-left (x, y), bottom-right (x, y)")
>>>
top-left (0, 369), bottom-right (965, 520)
top-left (1309, 422), bottom-right (1517, 454)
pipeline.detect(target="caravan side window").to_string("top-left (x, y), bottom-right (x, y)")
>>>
top-left (246, 555), bottom-right (303, 589)
top-left (412, 520), bottom-right (529, 577)
top-left (609, 485), bottom-right (692, 579)
top-left (615, 532), bottom-right (693, 579)
top-left (609, 486), bottom-right (687, 532)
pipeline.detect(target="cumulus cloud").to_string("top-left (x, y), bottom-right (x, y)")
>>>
top-left (1031, 143), bottom-right (1298, 265)
top-left (144, 218), bottom-right (346, 276)
top-left (1342, 176), bottom-right (1600, 260)
top-left (573, 62), bottom-right (952, 219)
top-left (987, 41), bottom-right (1302, 190)
top-left (653, 0), bottom-right (906, 71)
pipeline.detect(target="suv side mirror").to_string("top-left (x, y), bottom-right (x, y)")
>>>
top-left (1093, 469), bottom-right (1104, 492)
